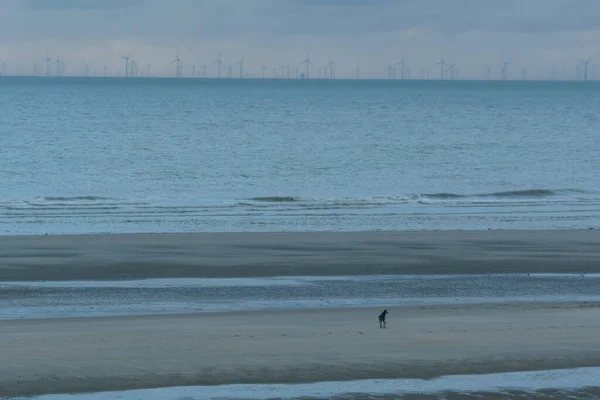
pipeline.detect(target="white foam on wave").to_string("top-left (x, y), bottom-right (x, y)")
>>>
top-left (14, 367), bottom-right (600, 400)
top-left (2, 273), bottom-right (599, 289)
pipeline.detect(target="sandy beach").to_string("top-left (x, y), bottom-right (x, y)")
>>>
top-left (1, 230), bottom-right (600, 281)
top-left (2, 230), bottom-right (600, 397)
top-left (1, 302), bottom-right (599, 397)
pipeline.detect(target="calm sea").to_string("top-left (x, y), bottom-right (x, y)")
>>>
top-left (1, 77), bottom-right (600, 235)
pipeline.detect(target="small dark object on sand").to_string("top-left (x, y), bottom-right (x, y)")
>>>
top-left (379, 309), bottom-right (389, 329)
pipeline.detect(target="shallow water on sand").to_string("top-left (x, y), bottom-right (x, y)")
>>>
top-left (12, 368), bottom-right (600, 400)
top-left (2, 274), bottom-right (600, 320)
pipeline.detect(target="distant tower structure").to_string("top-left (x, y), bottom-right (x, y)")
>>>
top-left (580, 55), bottom-right (594, 81)
top-left (501, 60), bottom-right (512, 81)
top-left (298, 53), bottom-right (313, 79)
top-left (43, 48), bottom-right (52, 77)
top-left (213, 52), bottom-right (223, 78)
top-left (171, 52), bottom-right (183, 77)
top-left (434, 57), bottom-right (447, 80)
top-left (236, 57), bottom-right (244, 78)
top-left (119, 51), bottom-right (134, 78)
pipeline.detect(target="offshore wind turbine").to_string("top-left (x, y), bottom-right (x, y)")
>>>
top-left (213, 52), bottom-right (223, 78)
top-left (119, 51), bottom-right (134, 78)
top-left (282, 65), bottom-right (291, 79)
top-left (171, 52), bottom-right (183, 77)
top-left (385, 61), bottom-right (394, 79)
top-left (236, 57), bottom-right (244, 78)
top-left (261, 65), bottom-right (267, 79)
top-left (395, 53), bottom-right (407, 80)
top-left (129, 60), bottom-right (138, 77)
top-left (445, 63), bottom-right (453, 80)
top-left (484, 66), bottom-right (491, 81)
top-left (580, 55), bottom-right (594, 81)
top-left (501, 60), bottom-right (512, 81)
top-left (433, 57), bottom-right (447, 80)
top-left (298, 53), bottom-right (313, 79)
top-left (54, 50), bottom-right (65, 76)
top-left (354, 67), bottom-right (360, 79)
top-left (43, 48), bottom-right (52, 77)
top-left (327, 55), bottom-right (336, 79)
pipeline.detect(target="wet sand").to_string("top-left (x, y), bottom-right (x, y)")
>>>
top-left (2, 302), bottom-right (600, 397)
top-left (1, 230), bottom-right (600, 281)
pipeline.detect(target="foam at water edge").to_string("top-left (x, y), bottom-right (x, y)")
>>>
top-left (2, 273), bottom-right (600, 289)
top-left (15, 367), bottom-right (600, 400)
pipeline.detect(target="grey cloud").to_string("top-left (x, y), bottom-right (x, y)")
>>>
top-left (0, 0), bottom-right (598, 79)
top-left (24, 0), bottom-right (146, 11)
top-left (6, 0), bottom-right (600, 40)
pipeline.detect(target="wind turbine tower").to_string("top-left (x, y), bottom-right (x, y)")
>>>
top-left (236, 57), bottom-right (244, 78)
top-left (129, 60), bottom-right (138, 77)
top-left (386, 61), bottom-right (394, 79)
top-left (213, 52), bottom-right (223, 78)
top-left (446, 63), bottom-right (455, 80)
top-left (502, 60), bottom-right (512, 81)
top-left (396, 54), bottom-right (406, 80)
top-left (43, 49), bottom-right (52, 77)
top-left (171, 52), bottom-right (183, 77)
top-left (434, 57), bottom-right (447, 80)
top-left (580, 55), bottom-right (594, 81)
top-left (54, 50), bottom-right (65, 77)
top-left (261, 65), bottom-right (267, 79)
top-left (119, 51), bottom-right (134, 78)
top-left (298, 53), bottom-right (313, 79)
top-left (327, 55), bottom-right (336, 79)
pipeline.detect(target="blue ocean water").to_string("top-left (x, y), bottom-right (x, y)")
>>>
top-left (1, 77), bottom-right (600, 235)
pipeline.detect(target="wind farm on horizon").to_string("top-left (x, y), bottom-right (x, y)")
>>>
top-left (0, 48), bottom-right (599, 82)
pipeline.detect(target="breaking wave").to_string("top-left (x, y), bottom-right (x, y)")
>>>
top-left (33, 196), bottom-right (115, 202)
top-left (421, 189), bottom-right (587, 200)
top-left (1, 188), bottom-right (598, 235)
top-left (248, 196), bottom-right (299, 202)
top-left (244, 189), bottom-right (592, 206)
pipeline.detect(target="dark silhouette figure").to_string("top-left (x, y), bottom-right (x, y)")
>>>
top-left (378, 309), bottom-right (389, 329)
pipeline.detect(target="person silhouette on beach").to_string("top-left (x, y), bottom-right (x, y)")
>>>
top-left (378, 309), bottom-right (388, 329)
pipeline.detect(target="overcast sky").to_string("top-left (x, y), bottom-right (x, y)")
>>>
top-left (0, 0), bottom-right (598, 79)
